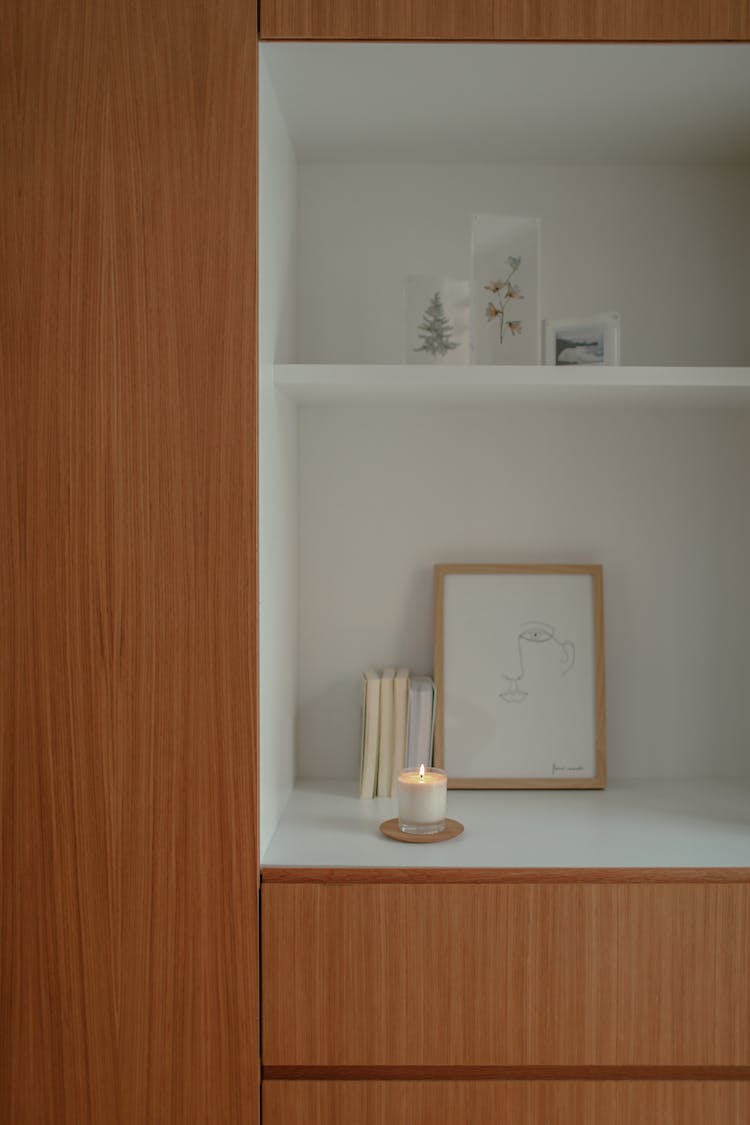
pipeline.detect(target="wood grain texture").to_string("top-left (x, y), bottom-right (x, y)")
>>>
top-left (378, 817), bottom-right (464, 843)
top-left (264, 1065), bottom-right (750, 1080)
top-left (260, 0), bottom-right (750, 41)
top-left (433, 564), bottom-right (606, 788)
top-left (263, 1080), bottom-right (750, 1125)
top-left (1, 2), bottom-right (259, 1122)
top-left (261, 866), bottom-right (750, 884)
top-left (261, 883), bottom-right (750, 1067)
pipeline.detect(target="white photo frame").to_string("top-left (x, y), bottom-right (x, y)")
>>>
top-left (434, 564), bottom-right (606, 789)
top-left (544, 313), bottom-right (621, 366)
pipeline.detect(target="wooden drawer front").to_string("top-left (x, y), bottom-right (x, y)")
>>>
top-left (261, 882), bottom-right (750, 1067)
top-left (263, 1080), bottom-right (750, 1125)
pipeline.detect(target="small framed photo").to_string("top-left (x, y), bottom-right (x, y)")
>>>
top-left (434, 564), bottom-right (606, 789)
top-left (544, 313), bottom-right (620, 366)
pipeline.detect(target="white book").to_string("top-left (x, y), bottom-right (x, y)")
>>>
top-left (390, 668), bottom-right (410, 791)
top-left (405, 676), bottom-right (435, 770)
top-left (376, 668), bottom-right (396, 796)
top-left (359, 671), bottom-right (381, 798)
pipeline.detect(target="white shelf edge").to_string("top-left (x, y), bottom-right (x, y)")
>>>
top-left (274, 364), bottom-right (750, 406)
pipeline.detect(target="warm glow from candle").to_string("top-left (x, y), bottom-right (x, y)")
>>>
top-left (398, 767), bottom-right (446, 788)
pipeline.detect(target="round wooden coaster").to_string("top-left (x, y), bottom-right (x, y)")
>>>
top-left (379, 817), bottom-right (464, 844)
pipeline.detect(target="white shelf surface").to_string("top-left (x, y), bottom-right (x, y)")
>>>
top-left (275, 365), bottom-right (750, 407)
top-left (261, 778), bottom-right (750, 870)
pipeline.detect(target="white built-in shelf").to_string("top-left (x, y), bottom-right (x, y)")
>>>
top-left (261, 778), bottom-right (750, 870)
top-left (275, 365), bottom-right (750, 407)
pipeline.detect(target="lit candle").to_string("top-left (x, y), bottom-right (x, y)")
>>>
top-left (397, 764), bottom-right (447, 835)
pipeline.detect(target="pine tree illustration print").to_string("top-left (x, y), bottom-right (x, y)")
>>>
top-left (414, 291), bottom-right (460, 357)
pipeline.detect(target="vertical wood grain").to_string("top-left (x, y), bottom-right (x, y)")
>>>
top-left (1, 2), bottom-right (259, 1122)
top-left (260, 0), bottom-right (750, 41)
top-left (263, 1079), bottom-right (750, 1124)
top-left (262, 883), bottom-right (750, 1067)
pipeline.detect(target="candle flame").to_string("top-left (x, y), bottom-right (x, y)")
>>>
top-left (419, 764), bottom-right (425, 781)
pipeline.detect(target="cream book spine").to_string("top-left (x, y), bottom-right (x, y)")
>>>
top-left (376, 668), bottom-right (396, 796)
top-left (391, 668), bottom-right (410, 790)
top-left (359, 671), bottom-right (381, 799)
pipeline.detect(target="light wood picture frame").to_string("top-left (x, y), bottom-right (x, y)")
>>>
top-left (434, 564), bottom-right (606, 789)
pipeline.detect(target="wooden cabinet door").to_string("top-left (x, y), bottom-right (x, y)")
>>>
top-left (260, 0), bottom-right (750, 41)
top-left (263, 1079), bottom-right (750, 1125)
top-left (1, 2), bottom-right (258, 1121)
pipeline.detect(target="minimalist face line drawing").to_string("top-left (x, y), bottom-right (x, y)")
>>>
top-left (500, 620), bottom-right (576, 703)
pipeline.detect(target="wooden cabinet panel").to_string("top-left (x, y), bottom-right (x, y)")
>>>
top-left (1, 1), bottom-right (259, 1121)
top-left (260, 0), bottom-right (750, 41)
top-left (262, 882), bottom-right (750, 1067)
top-left (263, 1079), bottom-right (750, 1125)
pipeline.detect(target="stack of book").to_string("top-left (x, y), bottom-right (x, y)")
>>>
top-left (360, 669), bottom-right (436, 798)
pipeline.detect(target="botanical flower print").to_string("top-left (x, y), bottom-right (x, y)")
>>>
top-left (484, 255), bottom-right (524, 344)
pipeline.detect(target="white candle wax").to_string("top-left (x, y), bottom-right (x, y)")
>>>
top-left (397, 766), bottom-right (447, 830)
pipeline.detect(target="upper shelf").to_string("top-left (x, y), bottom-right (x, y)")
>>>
top-left (275, 365), bottom-right (750, 407)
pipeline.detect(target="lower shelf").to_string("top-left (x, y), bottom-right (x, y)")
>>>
top-left (261, 778), bottom-right (750, 869)
top-left (263, 1079), bottom-right (750, 1125)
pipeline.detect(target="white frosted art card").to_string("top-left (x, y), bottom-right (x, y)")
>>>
top-left (405, 275), bottom-right (471, 365)
top-left (471, 214), bottom-right (541, 365)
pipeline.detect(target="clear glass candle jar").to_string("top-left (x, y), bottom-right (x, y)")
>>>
top-left (396, 766), bottom-right (448, 835)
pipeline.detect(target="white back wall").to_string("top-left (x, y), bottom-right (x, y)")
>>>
top-left (259, 57), bottom-right (298, 853)
top-left (296, 163), bottom-right (750, 367)
top-left (297, 402), bottom-right (750, 781)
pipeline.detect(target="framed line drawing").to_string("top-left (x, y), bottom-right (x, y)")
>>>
top-left (434, 564), bottom-right (606, 789)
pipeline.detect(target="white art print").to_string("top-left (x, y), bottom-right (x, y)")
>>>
top-left (405, 276), bottom-right (471, 365)
top-left (434, 565), bottom-right (606, 788)
top-left (471, 215), bottom-right (541, 365)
